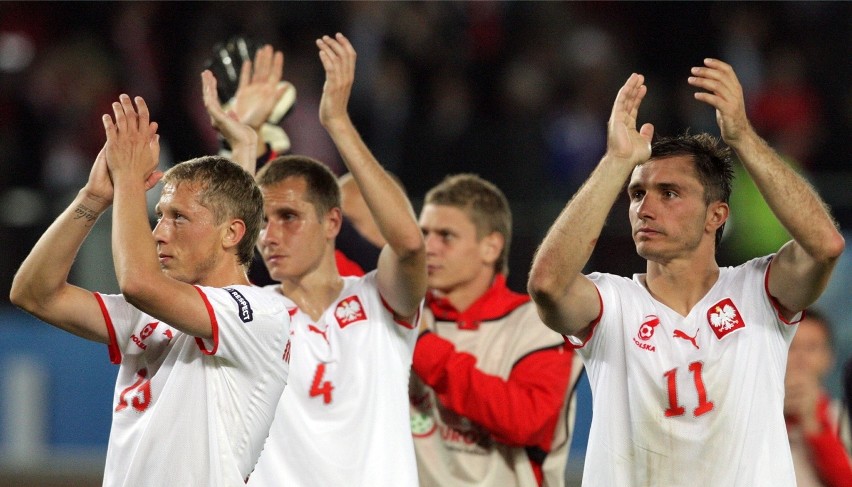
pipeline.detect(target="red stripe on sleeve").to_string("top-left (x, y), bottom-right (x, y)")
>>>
top-left (192, 286), bottom-right (220, 355)
top-left (93, 292), bottom-right (121, 365)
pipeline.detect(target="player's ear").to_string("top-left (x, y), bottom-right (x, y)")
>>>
top-left (325, 207), bottom-right (343, 240)
top-left (224, 218), bottom-right (247, 251)
top-left (479, 231), bottom-right (504, 266)
top-left (707, 201), bottom-right (729, 232)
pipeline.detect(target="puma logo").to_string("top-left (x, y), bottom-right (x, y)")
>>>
top-left (673, 329), bottom-right (699, 349)
top-left (308, 324), bottom-right (329, 344)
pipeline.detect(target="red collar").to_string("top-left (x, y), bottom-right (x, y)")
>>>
top-left (427, 274), bottom-right (530, 330)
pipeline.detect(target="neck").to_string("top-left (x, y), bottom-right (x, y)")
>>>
top-left (196, 261), bottom-right (251, 288)
top-left (434, 271), bottom-right (497, 312)
top-left (279, 257), bottom-right (344, 321)
top-left (644, 257), bottom-right (719, 316)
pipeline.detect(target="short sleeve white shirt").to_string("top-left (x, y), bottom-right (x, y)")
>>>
top-left (570, 256), bottom-right (799, 487)
top-left (95, 285), bottom-right (290, 487)
top-left (248, 271), bottom-right (421, 487)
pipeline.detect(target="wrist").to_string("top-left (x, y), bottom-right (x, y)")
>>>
top-left (76, 190), bottom-right (111, 216)
top-left (320, 114), bottom-right (353, 135)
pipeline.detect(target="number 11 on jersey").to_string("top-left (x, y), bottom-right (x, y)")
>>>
top-left (663, 361), bottom-right (714, 417)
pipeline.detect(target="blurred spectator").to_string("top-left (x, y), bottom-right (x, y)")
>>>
top-left (785, 309), bottom-right (852, 486)
top-left (749, 47), bottom-right (824, 169)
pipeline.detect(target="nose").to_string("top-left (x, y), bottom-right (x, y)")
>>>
top-left (152, 219), bottom-right (168, 244)
top-left (423, 232), bottom-right (440, 255)
top-left (259, 220), bottom-right (277, 247)
top-left (635, 194), bottom-right (655, 220)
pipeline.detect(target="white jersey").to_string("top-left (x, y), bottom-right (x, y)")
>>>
top-left (569, 256), bottom-right (799, 487)
top-left (95, 285), bottom-right (290, 487)
top-left (248, 271), bottom-right (421, 487)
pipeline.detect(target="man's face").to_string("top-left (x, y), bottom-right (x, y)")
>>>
top-left (419, 204), bottom-right (495, 295)
top-left (258, 176), bottom-right (333, 281)
top-left (153, 182), bottom-right (223, 284)
top-left (787, 317), bottom-right (833, 380)
top-left (627, 156), bottom-right (722, 263)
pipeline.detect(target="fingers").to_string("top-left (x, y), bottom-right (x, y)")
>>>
top-left (253, 45), bottom-right (271, 82)
top-left (120, 94), bottom-right (139, 131)
top-left (135, 96), bottom-right (150, 135)
top-left (201, 70), bottom-right (224, 114)
top-left (611, 73), bottom-right (645, 125)
top-left (688, 58), bottom-right (740, 105)
top-left (107, 94), bottom-right (152, 136)
top-left (316, 33), bottom-right (355, 67)
top-left (144, 170), bottom-right (164, 191)
top-left (102, 113), bottom-right (117, 141)
top-left (252, 45), bottom-right (284, 84)
top-left (237, 59), bottom-right (251, 93)
top-left (316, 33), bottom-right (356, 87)
top-left (271, 50), bottom-right (284, 83)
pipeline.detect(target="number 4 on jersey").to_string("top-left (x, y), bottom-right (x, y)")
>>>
top-left (310, 363), bottom-right (334, 404)
top-left (664, 361), bottom-right (714, 417)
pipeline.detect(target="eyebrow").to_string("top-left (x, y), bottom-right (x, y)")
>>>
top-left (627, 181), bottom-right (683, 193)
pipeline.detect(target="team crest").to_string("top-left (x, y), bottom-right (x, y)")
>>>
top-left (707, 298), bottom-right (745, 340)
top-left (334, 296), bottom-right (367, 328)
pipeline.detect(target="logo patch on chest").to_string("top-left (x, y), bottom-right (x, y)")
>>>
top-left (632, 315), bottom-right (660, 352)
top-left (707, 298), bottom-right (745, 340)
top-left (334, 296), bottom-right (367, 328)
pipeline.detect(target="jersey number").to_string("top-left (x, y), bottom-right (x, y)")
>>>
top-left (116, 368), bottom-right (152, 413)
top-left (663, 361), bottom-right (714, 417)
top-left (310, 363), bottom-right (334, 404)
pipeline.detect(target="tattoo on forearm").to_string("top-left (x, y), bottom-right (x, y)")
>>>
top-left (73, 204), bottom-right (100, 225)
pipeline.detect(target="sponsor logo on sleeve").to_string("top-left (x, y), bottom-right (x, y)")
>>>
top-left (334, 296), bottom-right (367, 328)
top-left (131, 322), bottom-right (160, 350)
top-left (707, 298), bottom-right (745, 340)
top-left (224, 288), bottom-right (254, 323)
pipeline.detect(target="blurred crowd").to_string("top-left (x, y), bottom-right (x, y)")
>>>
top-left (0, 1), bottom-right (850, 296)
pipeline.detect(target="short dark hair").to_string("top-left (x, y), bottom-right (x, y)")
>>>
top-left (649, 132), bottom-right (734, 249)
top-left (255, 155), bottom-right (341, 218)
top-left (162, 155), bottom-right (263, 267)
top-left (424, 174), bottom-right (512, 275)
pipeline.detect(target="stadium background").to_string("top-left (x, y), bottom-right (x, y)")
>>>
top-left (0, 2), bottom-right (849, 485)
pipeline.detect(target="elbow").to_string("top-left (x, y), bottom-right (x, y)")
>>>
top-left (117, 275), bottom-right (154, 309)
top-left (9, 272), bottom-right (39, 313)
top-left (824, 231), bottom-right (845, 262)
top-left (396, 235), bottom-right (426, 263)
top-left (9, 276), bottom-right (28, 310)
top-left (811, 230), bottom-right (846, 265)
top-left (527, 266), bottom-right (561, 306)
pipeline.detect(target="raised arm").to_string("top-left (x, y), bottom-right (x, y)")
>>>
top-left (230, 44), bottom-right (295, 160)
top-left (104, 95), bottom-right (218, 338)
top-left (689, 58), bottom-right (844, 317)
top-left (316, 33), bottom-right (426, 320)
top-left (10, 146), bottom-right (117, 343)
top-left (528, 73), bottom-right (654, 339)
top-left (201, 69), bottom-right (259, 172)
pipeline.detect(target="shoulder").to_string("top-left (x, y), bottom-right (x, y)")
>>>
top-left (196, 284), bottom-right (290, 320)
top-left (587, 272), bottom-right (643, 298)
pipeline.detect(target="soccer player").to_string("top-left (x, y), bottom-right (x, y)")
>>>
top-left (10, 95), bottom-right (290, 486)
top-left (245, 33), bottom-right (426, 486)
top-left (527, 59), bottom-right (845, 486)
top-left (411, 173), bottom-right (583, 486)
